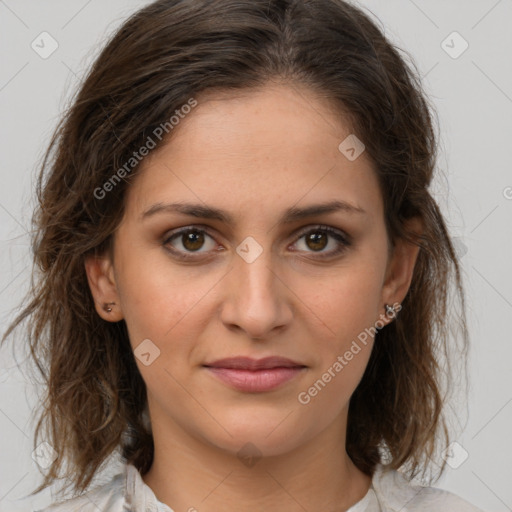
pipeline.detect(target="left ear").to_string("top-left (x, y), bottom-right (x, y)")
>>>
top-left (380, 216), bottom-right (423, 310)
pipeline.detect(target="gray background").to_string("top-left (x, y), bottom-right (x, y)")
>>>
top-left (1, 1), bottom-right (511, 511)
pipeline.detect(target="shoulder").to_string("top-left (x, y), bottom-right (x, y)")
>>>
top-left (34, 467), bottom-right (127, 512)
top-left (372, 464), bottom-right (485, 512)
top-left (34, 464), bottom-right (174, 512)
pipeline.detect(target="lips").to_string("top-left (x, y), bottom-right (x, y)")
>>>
top-left (203, 356), bottom-right (305, 370)
top-left (203, 356), bottom-right (307, 392)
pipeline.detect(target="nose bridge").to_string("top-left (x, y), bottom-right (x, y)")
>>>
top-left (221, 235), bottom-right (291, 337)
top-left (235, 235), bottom-right (279, 304)
top-left (243, 248), bottom-right (274, 289)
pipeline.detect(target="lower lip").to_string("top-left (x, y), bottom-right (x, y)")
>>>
top-left (204, 366), bottom-right (305, 392)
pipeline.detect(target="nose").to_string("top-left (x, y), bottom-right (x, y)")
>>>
top-left (220, 245), bottom-right (293, 340)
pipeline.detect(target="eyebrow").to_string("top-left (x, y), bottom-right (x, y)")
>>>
top-left (140, 200), bottom-right (366, 225)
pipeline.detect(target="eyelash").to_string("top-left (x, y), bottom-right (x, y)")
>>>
top-left (162, 224), bottom-right (351, 262)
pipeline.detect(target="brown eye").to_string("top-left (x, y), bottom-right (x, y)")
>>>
top-left (181, 230), bottom-right (205, 251)
top-left (292, 226), bottom-right (351, 259)
top-left (164, 227), bottom-right (217, 259)
top-left (304, 231), bottom-right (328, 251)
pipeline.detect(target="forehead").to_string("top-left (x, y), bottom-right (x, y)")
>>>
top-left (124, 83), bottom-right (383, 224)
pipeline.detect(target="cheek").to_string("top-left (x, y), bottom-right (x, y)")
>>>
top-left (295, 262), bottom-right (383, 343)
top-left (115, 245), bottom-right (215, 342)
top-left (295, 273), bottom-right (378, 417)
top-left (290, 259), bottom-right (384, 410)
top-left (117, 262), bottom-right (214, 397)
top-left (116, 263), bottom-right (228, 401)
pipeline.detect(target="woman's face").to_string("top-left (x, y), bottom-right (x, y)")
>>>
top-left (87, 83), bottom-right (418, 458)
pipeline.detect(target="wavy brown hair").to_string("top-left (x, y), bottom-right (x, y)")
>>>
top-left (2, 0), bottom-right (469, 499)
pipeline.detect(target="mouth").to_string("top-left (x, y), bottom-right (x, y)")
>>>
top-left (203, 356), bottom-right (305, 370)
top-left (202, 356), bottom-right (307, 393)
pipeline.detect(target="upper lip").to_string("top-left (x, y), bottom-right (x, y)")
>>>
top-left (203, 356), bottom-right (306, 370)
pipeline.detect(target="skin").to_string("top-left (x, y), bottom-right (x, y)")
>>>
top-left (85, 82), bottom-right (422, 512)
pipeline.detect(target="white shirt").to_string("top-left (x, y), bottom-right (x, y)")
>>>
top-left (36, 462), bottom-right (484, 512)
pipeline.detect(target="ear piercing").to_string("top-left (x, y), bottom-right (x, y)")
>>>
top-left (103, 302), bottom-right (116, 313)
top-left (384, 303), bottom-right (401, 318)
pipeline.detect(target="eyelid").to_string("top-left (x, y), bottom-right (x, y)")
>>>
top-left (292, 224), bottom-right (351, 244)
top-left (163, 224), bottom-right (218, 256)
top-left (163, 223), bottom-right (351, 259)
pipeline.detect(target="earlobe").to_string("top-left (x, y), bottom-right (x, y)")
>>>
top-left (84, 254), bottom-right (123, 322)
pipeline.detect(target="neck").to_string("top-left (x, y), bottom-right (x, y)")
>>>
top-left (141, 407), bottom-right (372, 512)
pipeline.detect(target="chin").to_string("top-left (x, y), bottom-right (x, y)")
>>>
top-left (211, 433), bottom-right (301, 461)
top-left (201, 411), bottom-right (312, 459)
